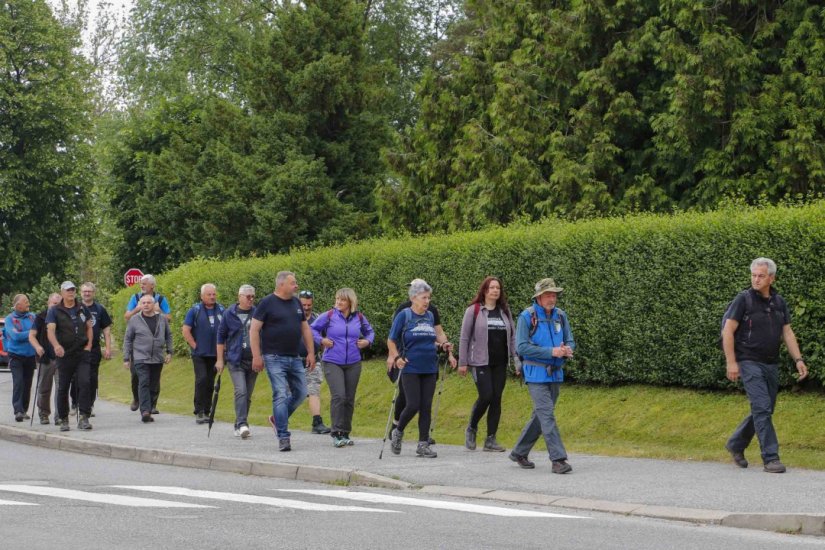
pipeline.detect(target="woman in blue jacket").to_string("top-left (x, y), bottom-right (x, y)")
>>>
top-left (4, 294), bottom-right (37, 421)
top-left (311, 288), bottom-right (374, 447)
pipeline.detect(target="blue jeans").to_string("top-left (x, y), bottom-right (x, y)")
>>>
top-left (727, 360), bottom-right (780, 464)
top-left (264, 355), bottom-right (307, 439)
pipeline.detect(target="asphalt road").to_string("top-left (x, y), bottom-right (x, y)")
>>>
top-left (0, 441), bottom-right (821, 549)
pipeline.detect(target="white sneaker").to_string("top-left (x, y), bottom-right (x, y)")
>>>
top-left (233, 428), bottom-right (241, 437)
top-left (240, 425), bottom-right (251, 439)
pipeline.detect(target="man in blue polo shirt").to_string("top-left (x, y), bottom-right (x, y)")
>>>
top-left (182, 283), bottom-right (225, 424)
top-left (250, 271), bottom-right (316, 452)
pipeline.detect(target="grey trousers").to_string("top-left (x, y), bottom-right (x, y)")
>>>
top-left (727, 360), bottom-right (780, 464)
top-left (36, 358), bottom-right (57, 416)
top-left (512, 382), bottom-right (567, 461)
top-left (322, 361), bottom-right (362, 434)
top-left (229, 359), bottom-right (258, 429)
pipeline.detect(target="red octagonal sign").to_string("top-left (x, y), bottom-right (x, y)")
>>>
top-left (124, 268), bottom-right (144, 287)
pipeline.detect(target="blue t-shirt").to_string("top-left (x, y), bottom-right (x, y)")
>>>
top-left (388, 308), bottom-right (437, 374)
top-left (183, 303), bottom-right (223, 357)
top-left (253, 294), bottom-right (305, 356)
top-left (126, 292), bottom-right (171, 315)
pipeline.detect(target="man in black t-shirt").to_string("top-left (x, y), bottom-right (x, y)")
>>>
top-left (78, 282), bottom-right (112, 416)
top-left (250, 271), bottom-right (316, 452)
top-left (723, 258), bottom-right (808, 474)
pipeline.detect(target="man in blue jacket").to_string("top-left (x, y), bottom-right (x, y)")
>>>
top-left (182, 283), bottom-right (225, 424)
top-left (510, 278), bottom-right (576, 474)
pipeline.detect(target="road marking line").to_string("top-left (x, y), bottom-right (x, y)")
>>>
top-left (0, 485), bottom-right (214, 508)
top-left (113, 486), bottom-right (398, 513)
top-left (0, 498), bottom-right (37, 506)
top-left (278, 490), bottom-right (587, 518)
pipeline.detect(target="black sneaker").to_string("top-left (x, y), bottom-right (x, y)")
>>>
top-left (195, 413), bottom-right (209, 425)
top-left (483, 434), bottom-right (505, 452)
top-left (77, 415), bottom-right (92, 431)
top-left (141, 412), bottom-right (154, 423)
top-left (390, 428), bottom-right (403, 455)
top-left (465, 426), bottom-right (477, 450)
top-left (54, 416), bottom-right (62, 426)
top-left (416, 441), bottom-right (437, 458)
top-left (279, 437), bottom-right (291, 452)
top-left (509, 452), bottom-right (535, 469)
top-left (59, 419), bottom-right (70, 432)
top-left (552, 459), bottom-right (572, 474)
top-left (725, 443), bottom-right (748, 468)
top-left (130, 400), bottom-right (139, 411)
top-left (312, 420), bottom-right (332, 434)
top-left (14, 412), bottom-right (24, 422)
top-left (763, 460), bottom-right (786, 473)
top-left (39, 413), bottom-right (50, 425)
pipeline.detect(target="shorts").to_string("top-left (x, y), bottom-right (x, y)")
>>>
top-left (305, 360), bottom-right (324, 396)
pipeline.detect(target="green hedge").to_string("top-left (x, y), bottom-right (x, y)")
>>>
top-left (112, 203), bottom-right (825, 389)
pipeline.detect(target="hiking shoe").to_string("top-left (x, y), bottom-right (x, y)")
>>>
top-left (725, 444), bottom-right (748, 468)
top-left (130, 400), bottom-right (139, 411)
top-left (509, 452), bottom-right (535, 469)
top-left (552, 459), bottom-right (572, 474)
top-left (465, 426), bottom-right (477, 450)
top-left (54, 416), bottom-right (62, 426)
top-left (416, 441), bottom-right (437, 458)
top-left (764, 460), bottom-right (786, 473)
top-left (77, 415), bottom-right (92, 431)
top-left (39, 413), bottom-right (50, 425)
top-left (59, 420), bottom-right (70, 432)
top-left (343, 433), bottom-right (354, 446)
top-left (312, 419), bottom-right (332, 434)
top-left (483, 434), bottom-right (505, 452)
top-left (195, 413), bottom-right (209, 425)
top-left (333, 434), bottom-right (348, 448)
top-left (14, 412), bottom-right (24, 422)
top-left (390, 428), bottom-right (403, 455)
top-left (239, 425), bottom-right (251, 439)
top-left (279, 437), bottom-right (291, 452)
top-left (141, 412), bottom-right (154, 423)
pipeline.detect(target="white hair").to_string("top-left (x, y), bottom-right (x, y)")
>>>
top-left (140, 274), bottom-right (157, 286)
top-left (200, 283), bottom-right (217, 295)
top-left (238, 284), bottom-right (255, 295)
top-left (751, 257), bottom-right (777, 276)
top-left (408, 279), bottom-right (432, 299)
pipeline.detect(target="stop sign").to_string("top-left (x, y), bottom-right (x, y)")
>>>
top-left (124, 268), bottom-right (144, 287)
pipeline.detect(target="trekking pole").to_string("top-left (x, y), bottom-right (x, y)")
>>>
top-left (30, 358), bottom-right (44, 426)
top-left (428, 353), bottom-right (450, 443)
top-left (379, 357), bottom-right (403, 460)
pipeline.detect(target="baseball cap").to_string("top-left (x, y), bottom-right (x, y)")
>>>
top-left (60, 281), bottom-right (77, 291)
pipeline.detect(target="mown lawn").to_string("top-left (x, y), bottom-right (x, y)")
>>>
top-left (98, 356), bottom-right (825, 469)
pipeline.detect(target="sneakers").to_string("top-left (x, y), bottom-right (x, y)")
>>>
top-left (465, 426), bottom-right (477, 450)
top-left (39, 413), bottom-right (50, 425)
top-left (764, 460), bottom-right (786, 473)
top-left (483, 434), bottom-right (505, 452)
top-left (195, 413), bottom-right (209, 424)
top-left (333, 433), bottom-right (348, 448)
top-left (508, 452), bottom-right (535, 469)
top-left (77, 415), bottom-right (93, 431)
top-left (312, 417), bottom-right (332, 434)
top-left (390, 428), bottom-right (403, 455)
top-left (278, 437), bottom-right (291, 452)
top-left (141, 412), bottom-right (154, 423)
top-left (725, 443), bottom-right (748, 468)
top-left (59, 419), bottom-right (70, 432)
top-left (552, 459), bottom-right (572, 474)
top-left (130, 400), bottom-right (139, 411)
top-left (14, 412), bottom-right (23, 422)
top-left (54, 416), bottom-right (63, 426)
top-left (239, 425), bottom-right (251, 439)
top-left (343, 433), bottom-right (354, 446)
top-left (416, 441), bottom-right (437, 458)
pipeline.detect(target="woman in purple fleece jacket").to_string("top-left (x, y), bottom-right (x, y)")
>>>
top-left (310, 288), bottom-right (374, 447)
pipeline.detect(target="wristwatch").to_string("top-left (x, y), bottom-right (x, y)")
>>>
top-left (794, 357), bottom-right (805, 364)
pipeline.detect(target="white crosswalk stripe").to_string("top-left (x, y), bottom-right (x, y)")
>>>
top-left (0, 485), bottom-right (214, 508)
top-left (113, 486), bottom-right (398, 513)
top-left (0, 498), bottom-right (37, 506)
top-left (277, 489), bottom-right (587, 518)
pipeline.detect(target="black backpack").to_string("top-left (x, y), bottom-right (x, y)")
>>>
top-left (717, 290), bottom-right (753, 349)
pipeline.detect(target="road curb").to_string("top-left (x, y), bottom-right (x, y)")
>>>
top-left (0, 424), bottom-right (407, 491)
top-left (2, 424), bottom-right (822, 536)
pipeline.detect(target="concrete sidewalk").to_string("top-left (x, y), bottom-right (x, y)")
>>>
top-left (1, 374), bottom-right (823, 536)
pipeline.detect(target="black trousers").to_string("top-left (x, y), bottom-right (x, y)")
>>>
top-left (131, 362), bottom-right (162, 409)
top-left (192, 355), bottom-right (217, 414)
top-left (397, 372), bottom-right (437, 442)
top-left (57, 351), bottom-right (92, 418)
top-left (469, 362), bottom-right (508, 435)
top-left (135, 363), bottom-right (163, 415)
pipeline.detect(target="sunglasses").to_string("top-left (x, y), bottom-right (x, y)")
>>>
top-left (299, 290), bottom-right (314, 298)
top-left (242, 294), bottom-right (255, 300)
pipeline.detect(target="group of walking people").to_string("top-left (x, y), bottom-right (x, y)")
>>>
top-left (3, 257), bottom-right (809, 474)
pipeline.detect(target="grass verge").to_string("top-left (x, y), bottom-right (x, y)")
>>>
top-left (98, 356), bottom-right (825, 469)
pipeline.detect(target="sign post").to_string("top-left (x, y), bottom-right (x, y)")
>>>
top-left (124, 268), bottom-right (144, 287)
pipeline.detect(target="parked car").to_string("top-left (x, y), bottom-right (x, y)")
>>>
top-left (0, 318), bottom-right (9, 371)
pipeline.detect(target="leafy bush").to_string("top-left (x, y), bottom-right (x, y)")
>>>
top-left (111, 203), bottom-right (825, 389)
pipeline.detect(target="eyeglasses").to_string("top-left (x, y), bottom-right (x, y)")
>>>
top-left (299, 290), bottom-right (314, 298)
top-left (242, 294), bottom-right (255, 300)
